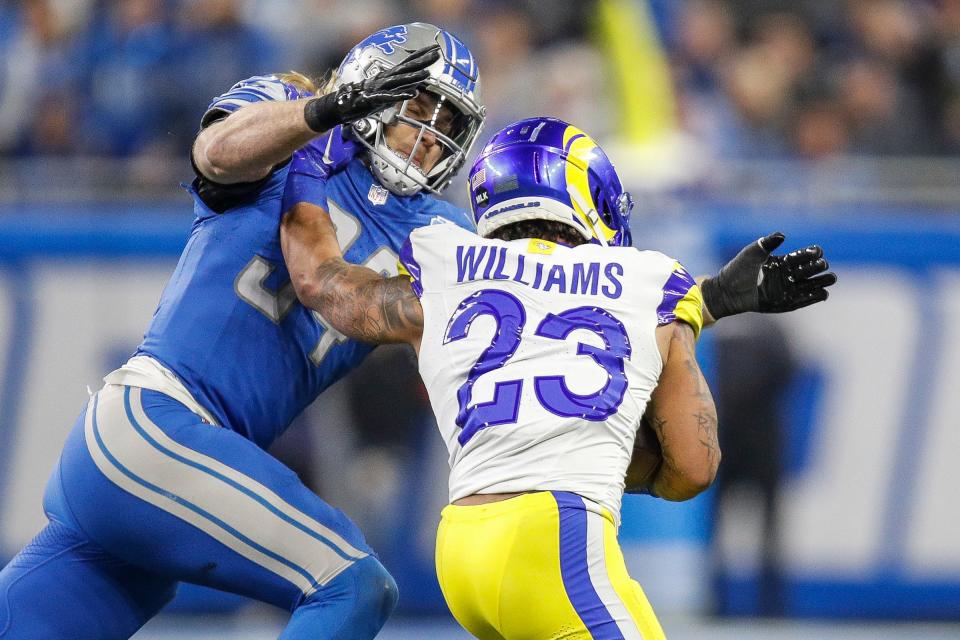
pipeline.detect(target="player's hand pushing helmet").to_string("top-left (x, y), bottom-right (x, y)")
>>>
top-left (304, 45), bottom-right (440, 133)
top-left (335, 23), bottom-right (486, 196)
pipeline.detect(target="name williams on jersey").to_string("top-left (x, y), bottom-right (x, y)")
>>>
top-left (454, 244), bottom-right (624, 299)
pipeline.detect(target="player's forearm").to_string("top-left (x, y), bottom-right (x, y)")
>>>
top-left (305, 259), bottom-right (423, 346)
top-left (648, 324), bottom-right (720, 500)
top-left (193, 99), bottom-right (321, 184)
top-left (624, 419), bottom-right (662, 494)
top-left (648, 411), bottom-right (718, 501)
top-left (284, 205), bottom-right (423, 346)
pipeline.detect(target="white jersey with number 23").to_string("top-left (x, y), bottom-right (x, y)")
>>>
top-left (398, 223), bottom-right (703, 521)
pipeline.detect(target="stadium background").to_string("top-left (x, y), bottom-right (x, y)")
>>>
top-left (1, 0), bottom-right (959, 637)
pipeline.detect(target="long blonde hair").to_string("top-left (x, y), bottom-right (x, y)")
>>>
top-left (277, 69), bottom-right (338, 96)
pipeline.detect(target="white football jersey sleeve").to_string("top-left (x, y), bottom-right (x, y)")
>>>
top-left (399, 223), bottom-right (702, 521)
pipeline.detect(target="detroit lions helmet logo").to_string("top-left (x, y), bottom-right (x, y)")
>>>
top-left (358, 25), bottom-right (409, 55)
top-left (338, 26), bottom-right (410, 72)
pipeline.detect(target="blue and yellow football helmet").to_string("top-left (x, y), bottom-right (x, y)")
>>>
top-left (467, 117), bottom-right (633, 247)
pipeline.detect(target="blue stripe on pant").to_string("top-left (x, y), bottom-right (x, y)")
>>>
top-left (0, 385), bottom-right (396, 639)
top-left (553, 491), bottom-right (623, 639)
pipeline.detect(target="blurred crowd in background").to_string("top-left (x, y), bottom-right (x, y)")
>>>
top-left (2, 0), bottom-right (960, 182)
top-left (674, 0), bottom-right (960, 159)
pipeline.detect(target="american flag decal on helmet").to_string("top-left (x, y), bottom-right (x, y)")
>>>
top-left (471, 167), bottom-right (486, 189)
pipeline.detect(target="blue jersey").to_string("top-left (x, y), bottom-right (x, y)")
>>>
top-left (137, 75), bottom-right (473, 448)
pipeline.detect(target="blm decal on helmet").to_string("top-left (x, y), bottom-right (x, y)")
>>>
top-left (494, 175), bottom-right (519, 194)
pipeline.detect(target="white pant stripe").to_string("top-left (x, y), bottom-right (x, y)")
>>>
top-left (585, 509), bottom-right (644, 640)
top-left (124, 386), bottom-right (365, 560)
top-left (84, 386), bottom-right (362, 595)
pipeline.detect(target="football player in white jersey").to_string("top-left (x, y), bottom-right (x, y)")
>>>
top-left (283, 116), bottom-right (836, 639)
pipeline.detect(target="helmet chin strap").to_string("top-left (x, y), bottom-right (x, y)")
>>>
top-left (567, 186), bottom-right (609, 247)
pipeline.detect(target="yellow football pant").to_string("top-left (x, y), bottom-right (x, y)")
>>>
top-left (436, 491), bottom-right (666, 639)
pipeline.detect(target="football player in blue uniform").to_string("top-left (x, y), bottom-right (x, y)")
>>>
top-left (0, 22), bottom-right (485, 640)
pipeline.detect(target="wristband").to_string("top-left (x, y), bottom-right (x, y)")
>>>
top-left (303, 94), bottom-right (340, 133)
top-left (699, 276), bottom-right (729, 320)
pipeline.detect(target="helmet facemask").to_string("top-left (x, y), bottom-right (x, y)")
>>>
top-left (360, 89), bottom-right (483, 196)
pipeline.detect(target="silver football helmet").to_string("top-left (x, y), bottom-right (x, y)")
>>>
top-left (336, 23), bottom-right (486, 196)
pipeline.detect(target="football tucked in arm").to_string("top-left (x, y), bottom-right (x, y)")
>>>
top-left (624, 413), bottom-right (663, 494)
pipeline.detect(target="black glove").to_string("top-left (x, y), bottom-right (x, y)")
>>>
top-left (700, 232), bottom-right (838, 320)
top-left (303, 45), bottom-right (441, 133)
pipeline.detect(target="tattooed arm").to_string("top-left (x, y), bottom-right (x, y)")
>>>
top-left (280, 202), bottom-right (424, 349)
top-left (642, 321), bottom-right (720, 501)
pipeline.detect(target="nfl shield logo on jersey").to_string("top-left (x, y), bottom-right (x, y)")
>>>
top-left (367, 183), bottom-right (389, 206)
